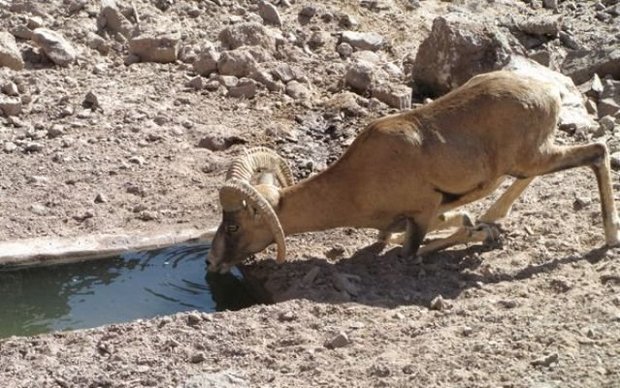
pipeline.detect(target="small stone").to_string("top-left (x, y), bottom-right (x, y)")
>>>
top-left (258, 0), bottom-right (282, 26)
top-left (30, 203), bottom-right (48, 216)
top-left (187, 312), bottom-right (202, 326)
top-left (94, 193), bottom-right (108, 203)
top-left (559, 31), bottom-right (580, 50)
top-left (345, 60), bottom-right (376, 93)
top-left (341, 31), bottom-right (384, 51)
top-left (1, 81), bottom-right (19, 97)
top-left (531, 353), bottom-right (559, 367)
top-left (299, 5), bottom-right (318, 18)
top-left (24, 142), bottom-right (44, 153)
top-left (227, 78), bottom-right (258, 99)
top-left (187, 76), bottom-right (204, 90)
top-left (128, 34), bottom-right (179, 63)
top-left (278, 311), bottom-right (297, 322)
top-left (98, 0), bottom-right (135, 38)
top-left (219, 22), bottom-right (275, 51)
top-left (138, 211), bottom-right (157, 221)
top-left (0, 31), bottom-right (25, 70)
top-left (462, 326), bottom-right (473, 336)
top-left (32, 28), bottom-right (77, 66)
top-left (371, 83), bottom-right (412, 109)
top-left (83, 91), bottom-right (100, 109)
top-left (285, 80), bottom-right (311, 100)
top-left (73, 210), bottom-right (94, 222)
top-left (182, 371), bottom-right (248, 387)
top-left (3, 141), bottom-right (17, 153)
top-left (190, 352), bottom-right (207, 363)
top-left (430, 295), bottom-right (446, 310)
top-left (573, 195), bottom-right (592, 211)
top-left (336, 42), bottom-right (353, 58)
top-left (128, 156), bottom-right (145, 165)
top-left (324, 331), bottom-right (350, 349)
top-left (47, 125), bottom-right (65, 138)
top-left (339, 14), bottom-right (359, 28)
top-left (599, 115), bottom-right (616, 133)
top-left (0, 96), bottom-right (22, 117)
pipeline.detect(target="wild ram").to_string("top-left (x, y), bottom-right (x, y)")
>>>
top-left (206, 70), bottom-right (620, 273)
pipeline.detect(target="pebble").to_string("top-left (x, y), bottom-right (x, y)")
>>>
top-left (30, 203), bottom-right (48, 216)
top-left (3, 141), bottom-right (17, 153)
top-left (94, 193), bottom-right (108, 203)
top-left (430, 295), bottom-right (447, 310)
top-left (187, 312), bottom-right (202, 326)
top-left (128, 156), bottom-right (145, 165)
top-left (190, 352), bottom-right (207, 363)
top-left (324, 331), bottom-right (350, 349)
top-left (278, 311), bottom-right (297, 322)
top-left (530, 352), bottom-right (559, 367)
top-left (24, 142), bottom-right (44, 153)
top-left (341, 31), bottom-right (384, 51)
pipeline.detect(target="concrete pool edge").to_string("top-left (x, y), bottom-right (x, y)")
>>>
top-left (0, 227), bottom-right (217, 269)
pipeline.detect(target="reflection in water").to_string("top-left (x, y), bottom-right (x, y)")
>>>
top-left (0, 244), bottom-right (256, 338)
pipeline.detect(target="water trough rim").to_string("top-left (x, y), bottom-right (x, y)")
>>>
top-left (0, 227), bottom-right (217, 270)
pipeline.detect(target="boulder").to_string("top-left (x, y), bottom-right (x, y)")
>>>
top-left (219, 23), bottom-right (275, 51)
top-left (412, 16), bottom-right (513, 96)
top-left (344, 60), bottom-right (376, 93)
top-left (0, 32), bottom-right (24, 70)
top-left (128, 34), bottom-right (179, 63)
top-left (32, 28), bottom-right (77, 66)
top-left (193, 45), bottom-right (219, 76)
top-left (561, 48), bottom-right (620, 85)
top-left (218, 49), bottom-right (257, 77)
top-left (97, 0), bottom-right (135, 38)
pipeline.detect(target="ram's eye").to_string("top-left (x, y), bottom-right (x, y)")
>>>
top-left (226, 224), bottom-right (239, 233)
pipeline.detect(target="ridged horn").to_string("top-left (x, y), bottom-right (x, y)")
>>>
top-left (219, 178), bottom-right (286, 263)
top-left (226, 147), bottom-right (295, 188)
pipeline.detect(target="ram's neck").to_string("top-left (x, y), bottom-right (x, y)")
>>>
top-left (276, 168), bottom-right (354, 235)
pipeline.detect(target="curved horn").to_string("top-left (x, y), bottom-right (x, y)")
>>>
top-left (219, 178), bottom-right (286, 263)
top-left (226, 147), bottom-right (295, 188)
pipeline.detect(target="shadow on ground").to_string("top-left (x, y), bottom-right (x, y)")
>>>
top-left (239, 241), bottom-right (610, 309)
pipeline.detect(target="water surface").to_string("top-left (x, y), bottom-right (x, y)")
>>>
top-left (0, 244), bottom-right (255, 338)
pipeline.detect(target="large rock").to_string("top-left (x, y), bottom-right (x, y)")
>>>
top-left (340, 31), bottom-right (384, 51)
top-left (193, 45), bottom-right (219, 76)
top-left (128, 34), bottom-right (179, 63)
top-left (97, 0), bottom-right (134, 38)
top-left (258, 0), bottom-right (282, 27)
top-left (0, 32), bottom-right (24, 70)
top-left (561, 48), bottom-right (620, 85)
top-left (216, 47), bottom-right (274, 77)
top-left (32, 28), bottom-right (77, 66)
top-left (504, 56), bottom-right (596, 133)
top-left (344, 60), bottom-right (376, 93)
top-left (413, 16), bottom-right (513, 96)
top-left (219, 22), bottom-right (275, 51)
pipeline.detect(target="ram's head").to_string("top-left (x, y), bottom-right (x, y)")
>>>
top-left (206, 147), bottom-right (295, 273)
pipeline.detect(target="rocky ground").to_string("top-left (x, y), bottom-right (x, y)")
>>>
top-left (1, 0), bottom-right (620, 387)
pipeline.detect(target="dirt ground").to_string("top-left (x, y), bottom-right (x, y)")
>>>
top-left (1, 0), bottom-right (620, 387)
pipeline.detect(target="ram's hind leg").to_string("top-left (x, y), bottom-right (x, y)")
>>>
top-left (515, 143), bottom-right (620, 246)
top-left (416, 178), bottom-right (535, 256)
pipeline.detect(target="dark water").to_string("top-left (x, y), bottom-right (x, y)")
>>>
top-left (0, 244), bottom-right (256, 338)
